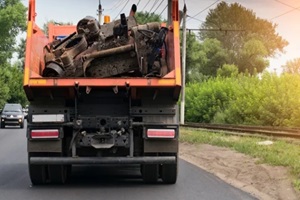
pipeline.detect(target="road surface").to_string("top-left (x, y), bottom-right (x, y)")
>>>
top-left (0, 123), bottom-right (257, 200)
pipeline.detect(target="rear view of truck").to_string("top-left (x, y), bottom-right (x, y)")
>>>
top-left (24, 0), bottom-right (181, 184)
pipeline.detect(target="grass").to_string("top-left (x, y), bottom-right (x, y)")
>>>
top-left (180, 127), bottom-right (300, 190)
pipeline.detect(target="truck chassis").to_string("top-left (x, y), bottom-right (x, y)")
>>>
top-left (27, 87), bottom-right (179, 184)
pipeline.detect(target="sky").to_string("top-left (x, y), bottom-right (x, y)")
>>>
top-left (21, 0), bottom-right (300, 73)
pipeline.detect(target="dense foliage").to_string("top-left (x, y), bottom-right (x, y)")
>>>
top-left (0, 0), bottom-right (27, 108)
top-left (135, 11), bottom-right (163, 24)
top-left (185, 73), bottom-right (300, 127)
top-left (0, 0), bottom-right (27, 63)
top-left (183, 2), bottom-right (288, 78)
top-left (180, 2), bottom-right (297, 127)
top-left (0, 63), bottom-right (27, 108)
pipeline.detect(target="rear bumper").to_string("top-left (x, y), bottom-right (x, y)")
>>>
top-left (30, 156), bottom-right (176, 165)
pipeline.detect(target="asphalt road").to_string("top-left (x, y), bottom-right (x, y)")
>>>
top-left (0, 123), bottom-right (257, 200)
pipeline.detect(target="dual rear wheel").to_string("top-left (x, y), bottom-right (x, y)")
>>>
top-left (28, 153), bottom-right (71, 185)
top-left (141, 155), bottom-right (178, 184)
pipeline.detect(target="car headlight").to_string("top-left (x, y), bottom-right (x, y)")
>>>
top-left (18, 115), bottom-right (23, 118)
top-left (1, 115), bottom-right (5, 118)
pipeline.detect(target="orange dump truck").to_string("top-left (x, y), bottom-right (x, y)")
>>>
top-left (24, 0), bottom-right (181, 185)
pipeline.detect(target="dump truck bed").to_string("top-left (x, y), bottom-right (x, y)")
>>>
top-left (24, 0), bottom-right (181, 101)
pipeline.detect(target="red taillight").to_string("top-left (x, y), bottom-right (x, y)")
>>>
top-left (31, 129), bottom-right (59, 139)
top-left (147, 129), bottom-right (175, 139)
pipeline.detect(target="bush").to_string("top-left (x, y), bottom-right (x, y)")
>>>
top-left (185, 72), bottom-right (300, 127)
top-left (185, 76), bottom-right (238, 122)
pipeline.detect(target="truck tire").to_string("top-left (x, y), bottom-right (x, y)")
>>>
top-left (161, 163), bottom-right (178, 184)
top-left (161, 154), bottom-right (178, 184)
top-left (141, 164), bottom-right (159, 183)
top-left (28, 153), bottom-right (47, 185)
top-left (48, 165), bottom-right (68, 184)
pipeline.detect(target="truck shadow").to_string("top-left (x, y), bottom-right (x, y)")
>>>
top-left (31, 164), bottom-right (168, 188)
top-left (68, 165), bottom-right (143, 186)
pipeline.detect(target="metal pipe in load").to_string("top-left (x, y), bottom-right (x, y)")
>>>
top-left (82, 44), bottom-right (135, 60)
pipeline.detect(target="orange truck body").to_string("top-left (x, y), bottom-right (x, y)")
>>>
top-left (25, 0), bottom-right (181, 185)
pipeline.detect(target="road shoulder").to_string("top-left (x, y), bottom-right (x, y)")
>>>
top-left (179, 142), bottom-right (300, 200)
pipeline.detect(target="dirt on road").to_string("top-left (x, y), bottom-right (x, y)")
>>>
top-left (179, 142), bottom-right (300, 200)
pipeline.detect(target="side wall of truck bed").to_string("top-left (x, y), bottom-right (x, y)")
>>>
top-left (23, 0), bottom-right (182, 101)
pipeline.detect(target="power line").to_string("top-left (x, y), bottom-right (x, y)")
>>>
top-left (270, 6), bottom-right (300, 20)
top-left (153, 0), bottom-right (164, 13)
top-left (183, 28), bottom-right (246, 32)
top-left (114, 0), bottom-right (130, 20)
top-left (141, 1), bottom-right (151, 12)
top-left (159, 4), bottom-right (168, 17)
top-left (105, 0), bottom-right (125, 11)
top-left (137, 0), bottom-right (141, 7)
top-left (187, 15), bottom-right (204, 23)
top-left (274, 0), bottom-right (300, 12)
top-left (149, 0), bottom-right (159, 13)
top-left (187, 0), bottom-right (220, 21)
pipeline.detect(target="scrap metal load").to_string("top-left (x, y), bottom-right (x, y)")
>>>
top-left (42, 10), bottom-right (169, 78)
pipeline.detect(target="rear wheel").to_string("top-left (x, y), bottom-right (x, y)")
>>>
top-left (28, 153), bottom-right (47, 185)
top-left (48, 152), bottom-right (70, 184)
top-left (161, 163), bottom-right (178, 184)
top-left (48, 165), bottom-right (68, 184)
top-left (161, 154), bottom-right (178, 184)
top-left (141, 164), bottom-right (159, 183)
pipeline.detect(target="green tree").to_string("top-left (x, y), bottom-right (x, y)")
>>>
top-left (236, 38), bottom-right (269, 74)
top-left (282, 58), bottom-right (300, 74)
top-left (0, 63), bottom-right (11, 108)
top-left (182, 32), bottom-right (206, 82)
top-left (182, 33), bottom-right (229, 82)
top-left (0, 63), bottom-right (27, 107)
top-left (135, 11), bottom-right (163, 24)
top-left (0, 0), bottom-right (27, 63)
top-left (6, 64), bottom-right (28, 106)
top-left (199, 2), bottom-right (288, 74)
top-left (197, 38), bottom-right (229, 77)
top-left (16, 38), bottom-right (26, 69)
top-left (217, 64), bottom-right (239, 77)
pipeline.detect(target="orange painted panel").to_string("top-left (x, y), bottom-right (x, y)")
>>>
top-left (48, 24), bottom-right (76, 42)
top-left (24, 0), bottom-right (182, 98)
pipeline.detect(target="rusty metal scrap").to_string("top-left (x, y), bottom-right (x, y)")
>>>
top-left (77, 16), bottom-right (101, 44)
top-left (43, 34), bottom-right (88, 77)
top-left (42, 9), bottom-right (169, 78)
top-left (83, 44), bottom-right (135, 60)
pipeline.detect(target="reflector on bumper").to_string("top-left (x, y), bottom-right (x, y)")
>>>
top-left (147, 129), bottom-right (175, 139)
top-left (31, 129), bottom-right (59, 139)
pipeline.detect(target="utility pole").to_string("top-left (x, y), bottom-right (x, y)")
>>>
top-left (98, 0), bottom-right (103, 24)
top-left (180, 4), bottom-right (187, 125)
